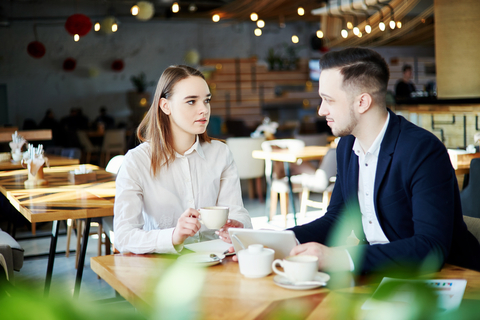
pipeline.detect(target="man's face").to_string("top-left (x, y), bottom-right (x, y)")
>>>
top-left (318, 68), bottom-right (358, 137)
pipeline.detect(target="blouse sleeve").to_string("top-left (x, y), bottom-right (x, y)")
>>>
top-left (113, 152), bottom-right (180, 254)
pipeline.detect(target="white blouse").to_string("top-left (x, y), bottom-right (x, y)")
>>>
top-left (114, 138), bottom-right (252, 254)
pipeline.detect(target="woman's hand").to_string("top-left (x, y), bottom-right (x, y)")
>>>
top-left (172, 208), bottom-right (202, 246)
top-left (215, 219), bottom-right (243, 243)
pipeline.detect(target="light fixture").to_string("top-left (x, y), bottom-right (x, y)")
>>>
top-left (350, 0), bottom-right (370, 36)
top-left (212, 14), bottom-right (220, 22)
top-left (341, 29), bottom-right (348, 38)
top-left (291, 35), bottom-right (299, 43)
top-left (172, 2), bottom-right (180, 13)
top-left (257, 19), bottom-right (265, 28)
top-left (397, 21), bottom-right (402, 28)
top-left (112, 22), bottom-right (118, 32)
top-left (316, 30), bottom-right (324, 38)
top-left (389, 20), bottom-right (395, 29)
top-left (357, 31), bottom-right (363, 38)
top-left (365, 24), bottom-right (372, 33)
top-left (94, 22), bottom-right (100, 32)
top-left (346, 21), bottom-right (353, 29)
top-left (297, 7), bottom-right (305, 16)
top-left (101, 16), bottom-right (116, 34)
top-left (188, 4), bottom-right (197, 12)
top-left (379, 21), bottom-right (385, 31)
top-left (74, 34), bottom-right (80, 42)
top-left (131, 5), bottom-right (139, 16)
top-left (353, 27), bottom-right (359, 35)
top-left (254, 28), bottom-right (262, 36)
top-left (250, 12), bottom-right (258, 21)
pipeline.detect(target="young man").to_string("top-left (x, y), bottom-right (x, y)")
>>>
top-left (395, 64), bottom-right (416, 100)
top-left (290, 48), bottom-right (480, 274)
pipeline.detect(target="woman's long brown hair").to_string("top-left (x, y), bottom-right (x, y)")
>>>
top-left (137, 65), bottom-right (212, 176)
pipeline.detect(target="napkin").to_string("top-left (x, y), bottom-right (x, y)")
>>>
top-left (73, 164), bottom-right (92, 175)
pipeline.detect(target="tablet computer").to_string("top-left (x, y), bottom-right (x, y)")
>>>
top-left (227, 228), bottom-right (298, 260)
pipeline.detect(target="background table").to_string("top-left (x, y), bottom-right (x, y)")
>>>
top-left (0, 154), bottom-right (80, 171)
top-left (91, 253), bottom-right (480, 320)
top-left (0, 164), bottom-right (116, 296)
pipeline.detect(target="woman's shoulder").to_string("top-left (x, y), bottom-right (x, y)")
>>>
top-left (124, 142), bottom-right (151, 163)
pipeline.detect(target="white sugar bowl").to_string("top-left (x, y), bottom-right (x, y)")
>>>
top-left (237, 244), bottom-right (275, 278)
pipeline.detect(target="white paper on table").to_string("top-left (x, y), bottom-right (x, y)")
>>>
top-left (362, 277), bottom-right (467, 313)
top-left (184, 239), bottom-right (232, 253)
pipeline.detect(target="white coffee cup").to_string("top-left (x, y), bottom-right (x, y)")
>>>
top-left (199, 206), bottom-right (229, 229)
top-left (272, 255), bottom-right (319, 282)
top-left (237, 244), bottom-right (275, 278)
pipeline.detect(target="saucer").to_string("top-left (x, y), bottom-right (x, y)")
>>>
top-left (273, 272), bottom-right (330, 290)
top-left (177, 252), bottom-right (226, 267)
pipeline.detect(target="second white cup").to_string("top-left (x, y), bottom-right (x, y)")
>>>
top-left (198, 206), bottom-right (229, 229)
top-left (272, 255), bottom-right (319, 282)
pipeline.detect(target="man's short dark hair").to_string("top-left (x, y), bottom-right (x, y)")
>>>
top-left (319, 47), bottom-right (389, 105)
top-left (402, 64), bottom-right (412, 73)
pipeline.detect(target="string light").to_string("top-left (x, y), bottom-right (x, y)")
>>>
top-left (131, 5), bottom-right (139, 16)
top-left (353, 27), bottom-right (359, 35)
top-left (397, 21), bottom-right (402, 28)
top-left (254, 28), bottom-right (262, 36)
top-left (172, 2), bottom-right (180, 13)
top-left (379, 21), bottom-right (386, 31)
top-left (212, 14), bottom-right (220, 22)
top-left (291, 35), bottom-right (299, 43)
top-left (347, 21), bottom-right (353, 29)
top-left (316, 30), bottom-right (324, 38)
top-left (74, 34), bottom-right (80, 41)
top-left (341, 29), bottom-right (348, 38)
top-left (297, 7), bottom-right (305, 16)
top-left (250, 12), bottom-right (258, 21)
top-left (389, 19), bottom-right (395, 29)
top-left (94, 22), bottom-right (100, 32)
top-left (357, 31), bottom-right (363, 38)
top-left (112, 22), bottom-right (118, 32)
top-left (257, 19), bottom-right (265, 28)
top-left (365, 24), bottom-right (371, 34)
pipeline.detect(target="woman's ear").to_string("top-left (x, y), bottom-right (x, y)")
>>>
top-left (357, 93), bottom-right (373, 114)
top-left (159, 97), bottom-right (171, 115)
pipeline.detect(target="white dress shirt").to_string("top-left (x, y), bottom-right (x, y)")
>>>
top-left (114, 138), bottom-right (252, 254)
top-left (353, 112), bottom-right (390, 245)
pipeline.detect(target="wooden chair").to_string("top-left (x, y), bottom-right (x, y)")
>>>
top-left (77, 130), bottom-right (101, 164)
top-left (101, 129), bottom-right (126, 167)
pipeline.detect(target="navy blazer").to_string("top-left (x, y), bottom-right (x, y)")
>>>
top-left (291, 110), bottom-right (480, 274)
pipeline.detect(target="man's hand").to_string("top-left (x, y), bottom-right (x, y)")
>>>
top-left (290, 242), bottom-right (351, 272)
top-left (172, 208), bottom-right (202, 246)
top-left (215, 219), bottom-right (243, 243)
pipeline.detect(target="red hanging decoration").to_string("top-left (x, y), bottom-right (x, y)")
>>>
top-left (111, 59), bottom-right (125, 72)
top-left (27, 41), bottom-right (46, 58)
top-left (65, 14), bottom-right (92, 37)
top-left (63, 58), bottom-right (77, 71)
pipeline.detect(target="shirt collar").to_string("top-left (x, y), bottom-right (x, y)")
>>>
top-left (178, 135), bottom-right (206, 159)
top-left (353, 112), bottom-right (390, 157)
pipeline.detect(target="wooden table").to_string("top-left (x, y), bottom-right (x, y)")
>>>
top-left (252, 146), bottom-right (330, 225)
top-left (0, 164), bottom-right (116, 297)
top-left (0, 154), bottom-right (80, 170)
top-left (91, 254), bottom-right (480, 319)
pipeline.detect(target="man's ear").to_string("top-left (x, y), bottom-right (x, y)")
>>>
top-left (357, 93), bottom-right (372, 114)
top-left (159, 97), bottom-right (171, 115)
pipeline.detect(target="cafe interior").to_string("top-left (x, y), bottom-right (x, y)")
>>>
top-left (1, 0), bottom-right (480, 318)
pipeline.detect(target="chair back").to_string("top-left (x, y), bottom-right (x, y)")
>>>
top-left (226, 137), bottom-right (265, 179)
top-left (105, 155), bottom-right (125, 174)
top-left (261, 139), bottom-right (305, 181)
top-left (463, 215), bottom-right (480, 244)
top-left (77, 131), bottom-right (95, 151)
top-left (293, 133), bottom-right (328, 146)
top-left (461, 158), bottom-right (480, 218)
top-left (302, 148), bottom-right (337, 192)
top-left (102, 129), bottom-right (126, 154)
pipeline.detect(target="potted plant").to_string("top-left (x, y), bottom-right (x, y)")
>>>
top-left (127, 72), bottom-right (155, 125)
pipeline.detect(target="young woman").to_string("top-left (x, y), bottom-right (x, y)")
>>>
top-left (114, 65), bottom-right (252, 254)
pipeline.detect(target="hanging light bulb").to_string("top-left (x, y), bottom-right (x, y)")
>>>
top-left (112, 22), bottom-right (118, 32)
top-left (379, 21), bottom-right (386, 31)
top-left (74, 34), bottom-right (80, 42)
top-left (341, 29), bottom-right (348, 38)
top-left (389, 19), bottom-right (395, 29)
top-left (397, 21), bottom-right (402, 28)
top-left (250, 12), bottom-right (258, 21)
top-left (291, 35), bottom-right (299, 43)
top-left (365, 24), bottom-right (372, 34)
top-left (316, 30), bottom-right (324, 38)
top-left (94, 22), bottom-right (100, 32)
top-left (212, 14), bottom-right (220, 22)
top-left (257, 19), bottom-right (265, 28)
top-left (254, 28), bottom-right (262, 36)
top-left (347, 21), bottom-right (353, 29)
top-left (353, 27), bottom-right (359, 35)
top-left (131, 5), bottom-right (139, 16)
top-left (297, 7), bottom-right (305, 16)
top-left (172, 2), bottom-right (180, 13)
top-left (357, 31), bottom-right (363, 38)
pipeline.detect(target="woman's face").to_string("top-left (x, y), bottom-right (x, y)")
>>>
top-left (162, 75), bottom-right (211, 137)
